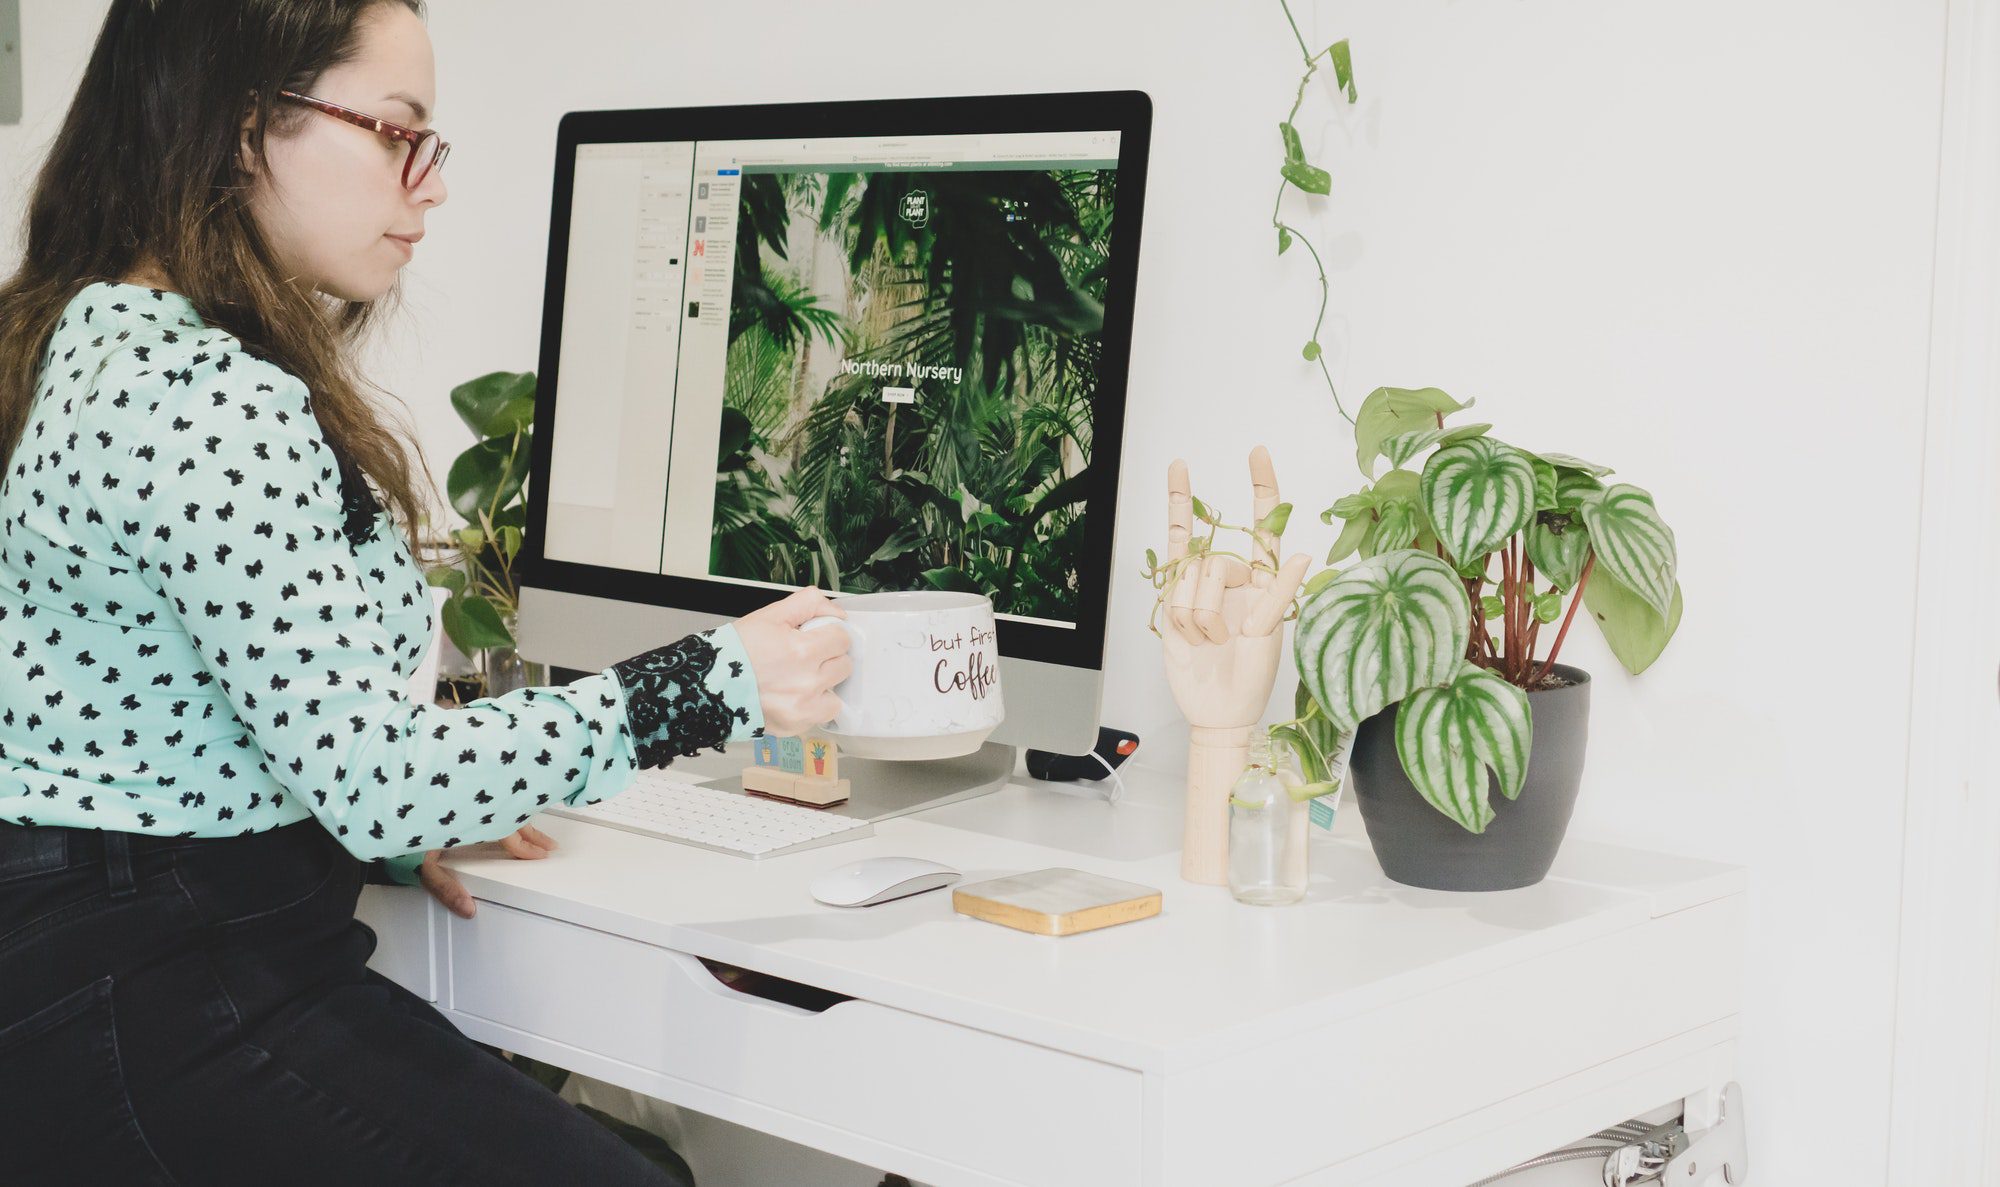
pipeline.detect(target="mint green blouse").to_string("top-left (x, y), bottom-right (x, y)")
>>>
top-left (0, 282), bottom-right (762, 885)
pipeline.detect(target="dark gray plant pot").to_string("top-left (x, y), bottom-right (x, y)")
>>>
top-left (1349, 663), bottom-right (1591, 892)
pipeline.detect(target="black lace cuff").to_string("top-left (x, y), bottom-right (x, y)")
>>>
top-left (610, 630), bottom-right (759, 767)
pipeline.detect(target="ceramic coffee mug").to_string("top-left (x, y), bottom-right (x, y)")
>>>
top-left (798, 590), bottom-right (1005, 760)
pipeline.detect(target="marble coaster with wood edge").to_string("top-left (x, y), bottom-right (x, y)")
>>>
top-left (951, 868), bottom-right (1162, 936)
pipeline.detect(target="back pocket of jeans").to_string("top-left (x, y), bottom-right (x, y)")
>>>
top-left (0, 976), bottom-right (178, 1185)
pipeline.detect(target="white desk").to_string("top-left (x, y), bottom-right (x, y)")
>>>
top-left (355, 754), bottom-right (1745, 1187)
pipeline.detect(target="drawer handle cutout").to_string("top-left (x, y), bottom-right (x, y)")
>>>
top-left (692, 956), bottom-right (853, 1014)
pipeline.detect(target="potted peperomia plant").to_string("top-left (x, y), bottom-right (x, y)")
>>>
top-left (421, 370), bottom-right (543, 700)
top-left (1290, 386), bottom-right (1681, 890)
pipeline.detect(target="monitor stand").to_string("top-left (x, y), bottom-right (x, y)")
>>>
top-left (719, 741), bottom-right (1017, 824)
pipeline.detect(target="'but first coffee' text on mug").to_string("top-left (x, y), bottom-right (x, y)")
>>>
top-left (798, 591), bottom-right (1004, 761)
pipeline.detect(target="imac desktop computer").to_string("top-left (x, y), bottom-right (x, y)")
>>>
top-left (515, 90), bottom-right (1152, 821)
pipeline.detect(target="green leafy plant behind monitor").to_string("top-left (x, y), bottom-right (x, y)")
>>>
top-left (424, 370), bottom-right (535, 664)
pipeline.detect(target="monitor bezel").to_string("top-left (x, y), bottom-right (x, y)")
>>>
top-left (520, 89), bottom-right (1151, 671)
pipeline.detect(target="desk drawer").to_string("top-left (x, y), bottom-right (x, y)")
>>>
top-left (445, 902), bottom-right (1140, 1187)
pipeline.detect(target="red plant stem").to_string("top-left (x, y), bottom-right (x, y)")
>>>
top-left (1476, 561), bottom-right (1499, 663)
top-left (1504, 535), bottom-right (1520, 675)
top-left (1525, 553), bottom-right (1541, 671)
top-left (1519, 548), bottom-right (1534, 679)
top-left (1477, 560), bottom-right (1497, 659)
top-left (1464, 575), bottom-right (1485, 664)
top-left (1525, 583), bottom-right (1546, 662)
top-left (1507, 539), bottom-right (1527, 681)
top-left (1532, 552), bottom-right (1597, 687)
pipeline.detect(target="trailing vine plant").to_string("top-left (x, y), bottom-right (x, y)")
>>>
top-left (1140, 3), bottom-right (1362, 802)
top-left (1274, 0), bottom-right (1358, 423)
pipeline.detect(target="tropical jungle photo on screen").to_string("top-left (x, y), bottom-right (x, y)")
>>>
top-left (712, 164), bottom-right (1116, 624)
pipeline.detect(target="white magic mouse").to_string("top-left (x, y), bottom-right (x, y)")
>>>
top-left (810, 856), bottom-right (962, 908)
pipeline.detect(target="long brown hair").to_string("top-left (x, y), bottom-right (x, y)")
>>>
top-left (0, 0), bottom-right (437, 543)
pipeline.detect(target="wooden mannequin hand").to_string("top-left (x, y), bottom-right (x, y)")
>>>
top-left (1160, 446), bottom-right (1311, 732)
top-left (1160, 446), bottom-right (1310, 885)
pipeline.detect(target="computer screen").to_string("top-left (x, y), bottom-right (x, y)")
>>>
top-left (523, 93), bottom-right (1148, 675)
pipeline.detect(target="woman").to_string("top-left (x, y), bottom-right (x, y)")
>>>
top-left (0, 1), bottom-right (849, 1183)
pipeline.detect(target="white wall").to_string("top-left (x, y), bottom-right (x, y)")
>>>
top-left (0, 2), bottom-right (1955, 1182)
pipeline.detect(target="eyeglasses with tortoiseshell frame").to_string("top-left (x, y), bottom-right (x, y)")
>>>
top-left (277, 90), bottom-right (450, 189)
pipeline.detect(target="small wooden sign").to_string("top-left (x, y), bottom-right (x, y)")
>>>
top-left (952, 868), bottom-right (1162, 936)
top-left (742, 732), bottom-right (848, 807)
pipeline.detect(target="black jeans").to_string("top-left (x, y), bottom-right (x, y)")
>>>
top-left (0, 820), bottom-right (684, 1186)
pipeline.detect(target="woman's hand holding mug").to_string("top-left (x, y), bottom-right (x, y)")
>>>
top-left (735, 588), bottom-right (851, 737)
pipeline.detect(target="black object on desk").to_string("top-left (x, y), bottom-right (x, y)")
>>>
top-left (1025, 727), bottom-right (1139, 783)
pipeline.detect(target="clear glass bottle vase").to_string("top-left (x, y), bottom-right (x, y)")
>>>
top-left (480, 607), bottom-right (548, 697)
top-left (1227, 732), bottom-right (1311, 906)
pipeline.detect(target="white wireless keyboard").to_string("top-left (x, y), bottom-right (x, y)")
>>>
top-left (547, 771), bottom-right (874, 859)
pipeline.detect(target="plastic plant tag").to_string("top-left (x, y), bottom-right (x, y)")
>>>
top-left (1309, 733), bottom-right (1353, 831)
